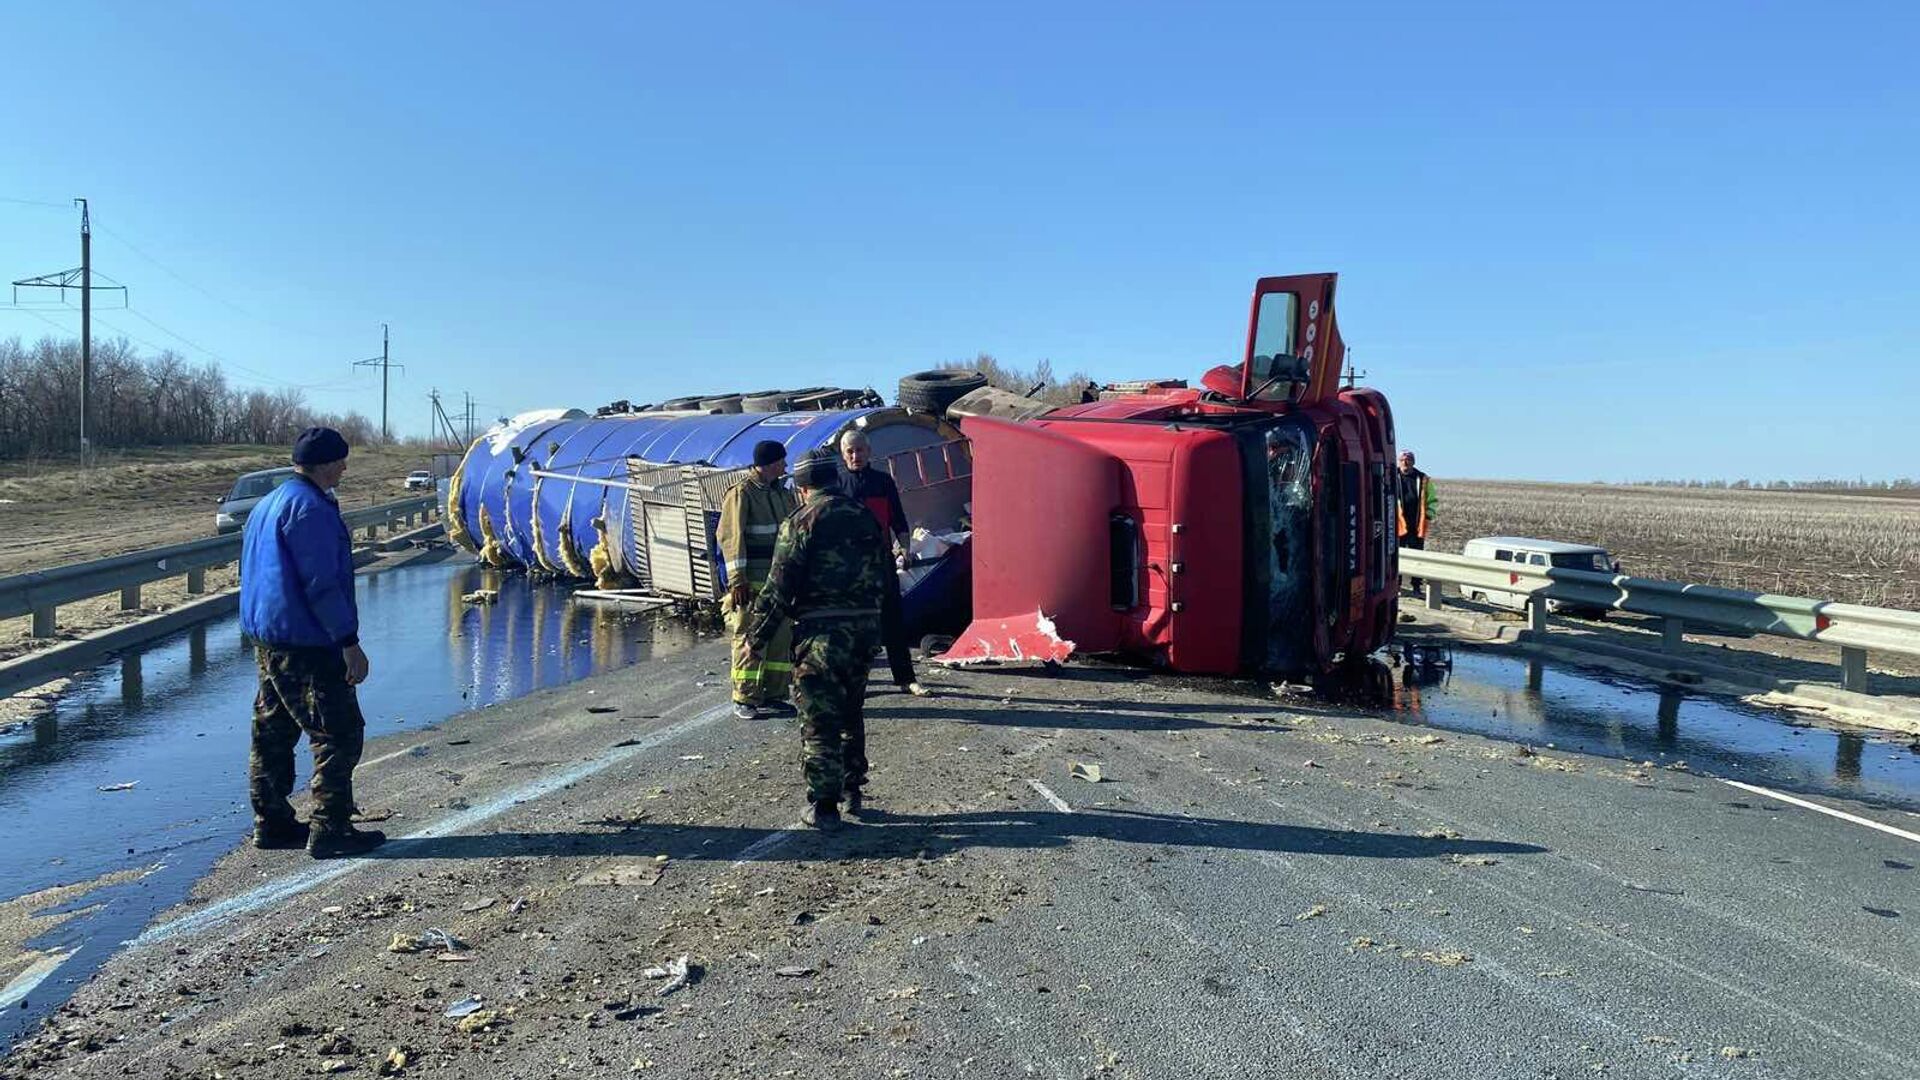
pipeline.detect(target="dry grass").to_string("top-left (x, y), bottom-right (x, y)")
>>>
top-left (1430, 481), bottom-right (1920, 609)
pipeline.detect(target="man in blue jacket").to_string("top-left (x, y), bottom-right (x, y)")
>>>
top-left (240, 427), bottom-right (385, 858)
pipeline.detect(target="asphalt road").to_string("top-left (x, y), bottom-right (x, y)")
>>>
top-left (5, 642), bottom-right (1916, 1079)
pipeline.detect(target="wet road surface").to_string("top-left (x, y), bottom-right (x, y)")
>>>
top-left (0, 559), bottom-right (701, 1043)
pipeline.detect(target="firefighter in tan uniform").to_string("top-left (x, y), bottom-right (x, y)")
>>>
top-left (719, 440), bottom-right (799, 718)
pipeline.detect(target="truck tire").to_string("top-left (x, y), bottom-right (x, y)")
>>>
top-left (741, 391), bottom-right (794, 412)
top-left (700, 394), bottom-right (744, 414)
top-left (660, 395), bottom-right (705, 411)
top-left (898, 370), bottom-right (989, 415)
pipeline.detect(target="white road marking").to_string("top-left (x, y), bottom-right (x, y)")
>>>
top-left (360, 743), bottom-right (426, 770)
top-left (1027, 778), bottom-right (1072, 814)
top-left (134, 699), bottom-right (731, 948)
top-left (730, 825), bottom-right (802, 866)
top-left (1720, 779), bottom-right (1920, 846)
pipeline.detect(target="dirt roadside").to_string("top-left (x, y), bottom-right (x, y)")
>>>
top-left (0, 444), bottom-right (435, 667)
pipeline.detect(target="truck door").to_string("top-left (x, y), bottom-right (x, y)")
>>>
top-left (1242, 274), bottom-right (1345, 407)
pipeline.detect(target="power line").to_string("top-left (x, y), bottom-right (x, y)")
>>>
top-left (94, 222), bottom-right (264, 323)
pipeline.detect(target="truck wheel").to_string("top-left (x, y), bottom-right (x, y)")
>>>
top-left (659, 395), bottom-right (705, 411)
top-left (742, 391), bottom-right (795, 412)
top-left (919, 633), bottom-right (955, 659)
top-left (898, 370), bottom-right (989, 415)
top-left (700, 394), bottom-right (744, 414)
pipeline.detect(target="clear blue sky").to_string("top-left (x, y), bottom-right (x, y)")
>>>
top-left (2, 2), bottom-right (1915, 482)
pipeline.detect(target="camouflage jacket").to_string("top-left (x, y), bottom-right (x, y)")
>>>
top-left (746, 490), bottom-right (888, 647)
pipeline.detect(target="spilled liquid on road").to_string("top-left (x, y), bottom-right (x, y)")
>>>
top-left (0, 558), bottom-right (699, 1045)
top-left (1346, 644), bottom-right (1920, 813)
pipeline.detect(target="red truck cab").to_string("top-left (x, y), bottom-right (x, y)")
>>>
top-left (946, 273), bottom-right (1399, 678)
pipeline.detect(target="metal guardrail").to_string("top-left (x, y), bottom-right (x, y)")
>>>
top-left (0, 495), bottom-right (438, 638)
top-left (1400, 549), bottom-right (1920, 694)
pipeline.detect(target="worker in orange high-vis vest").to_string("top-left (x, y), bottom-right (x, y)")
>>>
top-left (719, 440), bottom-right (799, 719)
top-left (1396, 450), bottom-right (1437, 592)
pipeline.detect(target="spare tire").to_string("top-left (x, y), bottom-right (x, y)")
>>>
top-left (659, 395), bottom-right (705, 411)
top-left (700, 394), bottom-right (744, 414)
top-left (898, 370), bottom-right (989, 415)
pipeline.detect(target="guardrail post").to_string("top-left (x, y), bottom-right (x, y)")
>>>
top-left (1423, 580), bottom-right (1442, 611)
top-left (30, 606), bottom-right (55, 638)
top-left (1527, 597), bottom-right (1547, 633)
top-left (365, 523), bottom-right (380, 541)
top-left (120, 585), bottom-right (141, 611)
top-left (1840, 646), bottom-right (1869, 693)
top-left (186, 568), bottom-right (206, 595)
top-left (1661, 618), bottom-right (1685, 653)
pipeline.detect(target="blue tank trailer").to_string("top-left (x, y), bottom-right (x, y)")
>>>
top-left (447, 407), bottom-right (974, 639)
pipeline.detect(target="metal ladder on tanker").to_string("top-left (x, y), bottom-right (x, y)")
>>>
top-left (681, 465), bottom-right (716, 599)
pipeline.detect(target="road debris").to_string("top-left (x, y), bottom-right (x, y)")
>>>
top-left (580, 861), bottom-right (664, 887)
top-left (96, 782), bottom-right (137, 793)
top-left (455, 1009), bottom-right (500, 1033)
top-left (776, 965), bottom-right (817, 978)
top-left (651, 955), bottom-right (692, 996)
top-left (377, 1047), bottom-right (409, 1076)
top-left (460, 897), bottom-right (498, 913)
top-left (387, 933), bottom-right (426, 954)
top-left (1418, 951), bottom-right (1472, 967)
top-left (1419, 828), bottom-right (1462, 840)
top-left (1719, 1047), bottom-right (1754, 1059)
top-left (1295, 905), bottom-right (1328, 922)
top-left (460, 589), bottom-right (498, 605)
top-left (423, 928), bottom-right (467, 952)
top-left (586, 705), bottom-right (618, 714)
top-left (1450, 855), bottom-right (1498, 867)
top-left (1068, 762), bottom-right (1105, 783)
top-left (443, 997), bottom-right (485, 1019)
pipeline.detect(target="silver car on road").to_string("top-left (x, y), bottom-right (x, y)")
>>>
top-left (215, 466), bottom-right (297, 534)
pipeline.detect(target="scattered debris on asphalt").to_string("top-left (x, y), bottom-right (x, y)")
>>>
top-left (1419, 951), bottom-right (1472, 967)
top-left (775, 965), bottom-right (817, 978)
top-left (460, 897), bottom-right (498, 913)
top-left (1068, 762), bottom-right (1104, 783)
top-left (460, 589), bottom-right (498, 604)
top-left (1295, 905), bottom-right (1328, 921)
top-left (651, 955), bottom-right (692, 996)
top-left (1719, 1047), bottom-right (1755, 1059)
top-left (96, 782), bottom-right (137, 793)
top-left (580, 861), bottom-right (664, 887)
top-left (377, 1047), bottom-right (409, 1076)
top-left (443, 997), bottom-right (485, 1019)
top-left (455, 1009), bottom-right (500, 1033)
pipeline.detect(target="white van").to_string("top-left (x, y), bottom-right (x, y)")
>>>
top-left (1460, 536), bottom-right (1619, 615)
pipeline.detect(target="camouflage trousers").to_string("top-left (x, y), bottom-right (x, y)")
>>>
top-left (725, 596), bottom-right (792, 706)
top-left (792, 616), bottom-right (881, 804)
top-left (250, 645), bottom-right (366, 832)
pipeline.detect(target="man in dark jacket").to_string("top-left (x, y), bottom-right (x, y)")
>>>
top-left (746, 450), bottom-right (890, 831)
top-left (837, 428), bottom-right (928, 697)
top-left (240, 427), bottom-right (386, 859)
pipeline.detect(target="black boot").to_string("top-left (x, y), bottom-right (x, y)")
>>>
top-left (800, 800), bottom-right (842, 832)
top-left (308, 825), bottom-right (388, 859)
top-left (843, 789), bottom-right (863, 817)
top-left (252, 818), bottom-right (310, 850)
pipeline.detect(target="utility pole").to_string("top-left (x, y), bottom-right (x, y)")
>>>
top-left (352, 324), bottom-right (401, 442)
top-left (10, 197), bottom-right (124, 462)
top-left (463, 391), bottom-right (474, 444)
top-left (79, 199), bottom-right (90, 462)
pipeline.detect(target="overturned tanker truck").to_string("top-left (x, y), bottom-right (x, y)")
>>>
top-left (942, 272), bottom-right (1399, 676)
top-left (446, 404), bottom-right (976, 638)
top-left (447, 271), bottom-right (1397, 679)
